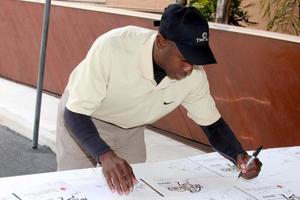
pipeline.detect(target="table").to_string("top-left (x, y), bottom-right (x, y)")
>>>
top-left (0, 146), bottom-right (299, 200)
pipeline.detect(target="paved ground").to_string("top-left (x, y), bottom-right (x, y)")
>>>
top-left (0, 125), bottom-right (57, 178)
top-left (0, 124), bottom-right (212, 178)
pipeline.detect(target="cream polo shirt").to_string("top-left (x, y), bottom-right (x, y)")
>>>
top-left (66, 26), bottom-right (221, 128)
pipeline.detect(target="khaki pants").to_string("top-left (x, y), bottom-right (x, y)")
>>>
top-left (56, 91), bottom-right (146, 171)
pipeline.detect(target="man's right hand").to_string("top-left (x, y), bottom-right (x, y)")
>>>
top-left (99, 151), bottom-right (137, 195)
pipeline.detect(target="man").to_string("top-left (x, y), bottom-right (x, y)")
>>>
top-left (56, 4), bottom-right (262, 196)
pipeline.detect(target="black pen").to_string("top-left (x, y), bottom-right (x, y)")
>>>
top-left (238, 145), bottom-right (263, 179)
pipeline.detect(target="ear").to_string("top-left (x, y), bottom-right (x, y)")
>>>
top-left (156, 34), bottom-right (168, 48)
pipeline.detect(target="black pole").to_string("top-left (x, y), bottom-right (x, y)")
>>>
top-left (33, 0), bottom-right (52, 149)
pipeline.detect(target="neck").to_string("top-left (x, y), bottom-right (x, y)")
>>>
top-left (153, 39), bottom-right (161, 68)
top-left (152, 40), bottom-right (166, 84)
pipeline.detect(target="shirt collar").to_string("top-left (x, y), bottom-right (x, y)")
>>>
top-left (139, 33), bottom-right (157, 82)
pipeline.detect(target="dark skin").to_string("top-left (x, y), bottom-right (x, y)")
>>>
top-left (153, 34), bottom-right (194, 80)
top-left (236, 154), bottom-right (262, 179)
top-left (99, 151), bottom-right (136, 195)
top-left (99, 34), bottom-right (262, 195)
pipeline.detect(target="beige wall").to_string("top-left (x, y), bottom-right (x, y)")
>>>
top-left (102, 0), bottom-right (269, 30)
top-left (104, 0), bottom-right (297, 35)
top-left (241, 0), bottom-right (268, 30)
top-left (57, 0), bottom-right (297, 35)
top-left (105, 0), bottom-right (174, 12)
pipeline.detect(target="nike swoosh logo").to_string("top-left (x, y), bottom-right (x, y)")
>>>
top-left (164, 101), bottom-right (174, 105)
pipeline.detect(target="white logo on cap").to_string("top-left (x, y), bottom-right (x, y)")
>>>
top-left (196, 32), bottom-right (208, 43)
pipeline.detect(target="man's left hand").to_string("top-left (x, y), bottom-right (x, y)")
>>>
top-left (236, 153), bottom-right (262, 179)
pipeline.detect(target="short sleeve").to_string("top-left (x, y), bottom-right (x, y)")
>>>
top-left (66, 38), bottom-right (111, 116)
top-left (181, 68), bottom-right (221, 125)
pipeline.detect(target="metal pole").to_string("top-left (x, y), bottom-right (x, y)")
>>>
top-left (175, 0), bottom-right (188, 6)
top-left (33, 0), bottom-right (52, 149)
top-left (215, 0), bottom-right (231, 24)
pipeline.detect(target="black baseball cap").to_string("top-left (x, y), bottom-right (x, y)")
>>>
top-left (154, 4), bottom-right (217, 65)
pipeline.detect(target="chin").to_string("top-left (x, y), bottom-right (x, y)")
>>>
top-left (176, 75), bottom-right (187, 80)
top-left (166, 75), bottom-right (176, 80)
top-left (167, 74), bottom-right (186, 80)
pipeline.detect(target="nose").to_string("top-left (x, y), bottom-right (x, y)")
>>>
top-left (183, 63), bottom-right (193, 75)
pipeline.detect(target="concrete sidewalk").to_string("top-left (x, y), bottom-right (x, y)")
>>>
top-left (0, 77), bottom-right (211, 178)
top-left (0, 125), bottom-right (56, 177)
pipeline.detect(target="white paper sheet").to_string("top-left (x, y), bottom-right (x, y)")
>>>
top-left (1, 146), bottom-right (299, 200)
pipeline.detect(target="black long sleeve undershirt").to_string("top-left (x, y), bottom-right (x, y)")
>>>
top-left (153, 57), bottom-right (166, 84)
top-left (64, 107), bottom-right (111, 161)
top-left (200, 117), bottom-right (246, 163)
